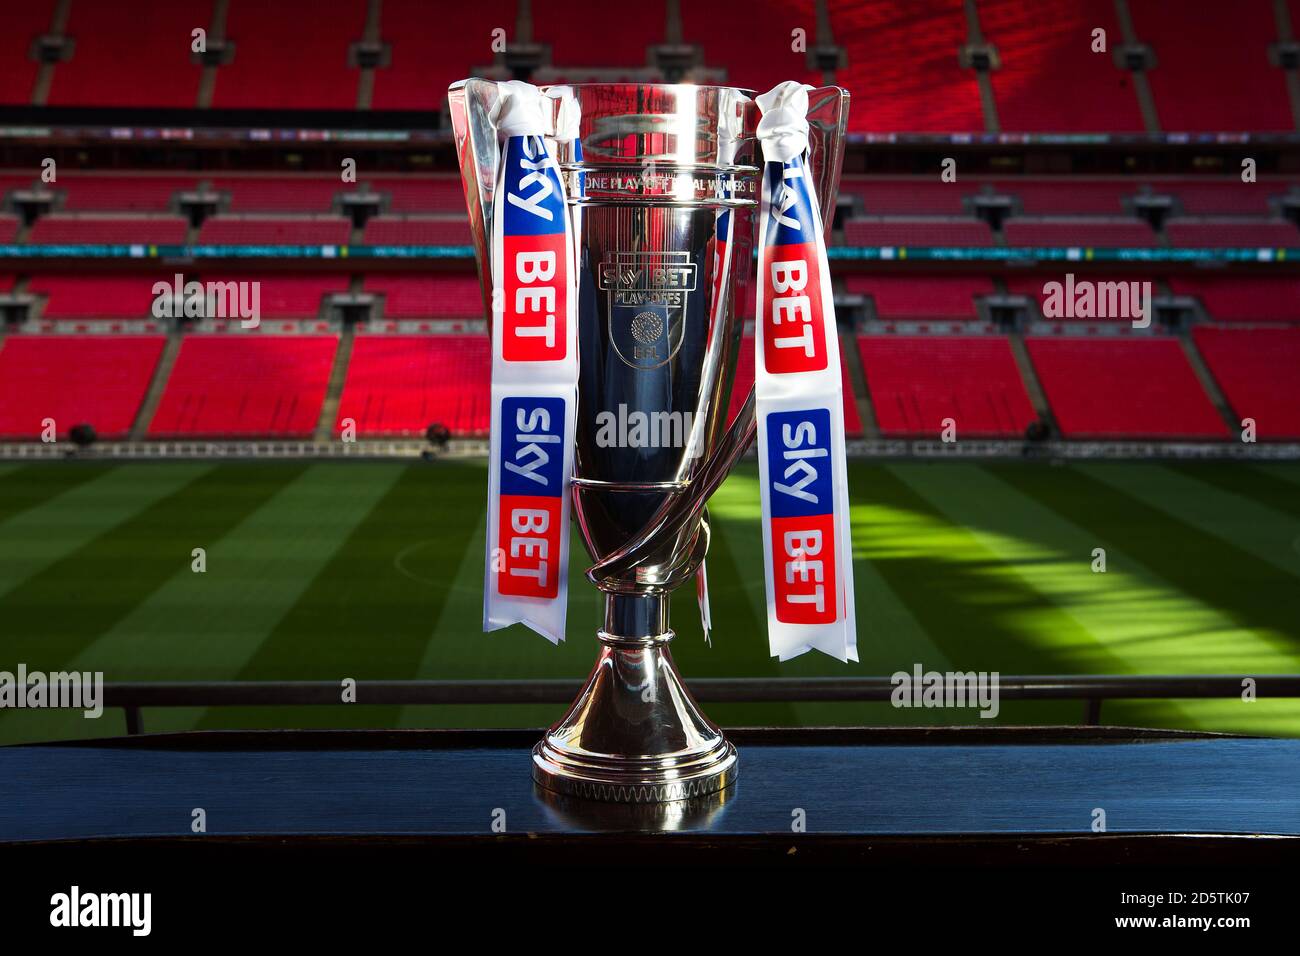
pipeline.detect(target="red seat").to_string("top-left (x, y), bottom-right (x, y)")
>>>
top-left (212, 177), bottom-right (342, 213)
top-left (858, 334), bottom-right (1036, 438)
top-left (845, 276), bottom-right (992, 318)
top-left (363, 217), bottom-right (472, 245)
top-left (1193, 326), bottom-right (1300, 439)
top-left (981, 0), bottom-right (1143, 131)
top-left (1026, 337), bottom-right (1227, 439)
top-left (0, 335), bottom-right (164, 438)
top-left (844, 218), bottom-right (993, 247)
top-left (0, 1), bottom-right (54, 105)
top-left (29, 216), bottom-right (188, 245)
top-left (57, 174), bottom-right (194, 212)
top-left (363, 275), bottom-right (484, 318)
top-left (1131, 1), bottom-right (1292, 132)
top-left (198, 218), bottom-right (351, 245)
top-left (1165, 220), bottom-right (1300, 249)
top-left (335, 335), bottom-right (491, 437)
top-left (1170, 277), bottom-right (1300, 322)
top-left (726, 337), bottom-right (862, 438)
top-left (368, 176), bottom-right (466, 213)
top-left (47, 0), bottom-right (204, 107)
top-left (212, 0), bottom-right (365, 109)
top-left (149, 335), bottom-right (337, 438)
top-left (371, 0), bottom-right (508, 110)
top-left (189, 274), bottom-right (350, 317)
top-left (28, 275), bottom-right (167, 318)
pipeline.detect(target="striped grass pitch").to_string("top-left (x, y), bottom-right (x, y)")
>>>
top-left (0, 458), bottom-right (1298, 744)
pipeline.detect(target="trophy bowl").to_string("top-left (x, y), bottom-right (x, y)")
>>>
top-left (450, 80), bottom-right (848, 802)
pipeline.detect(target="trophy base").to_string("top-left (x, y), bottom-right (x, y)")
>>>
top-left (531, 593), bottom-right (738, 803)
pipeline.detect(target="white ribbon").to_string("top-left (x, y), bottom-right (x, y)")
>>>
top-left (754, 81), bottom-right (858, 663)
top-left (483, 80), bottom-right (578, 644)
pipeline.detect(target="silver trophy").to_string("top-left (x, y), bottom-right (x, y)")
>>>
top-left (450, 80), bottom-right (848, 802)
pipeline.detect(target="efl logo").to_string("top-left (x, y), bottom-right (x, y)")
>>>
top-left (765, 407), bottom-right (838, 625)
top-left (501, 135), bottom-right (568, 363)
top-left (497, 396), bottom-right (566, 598)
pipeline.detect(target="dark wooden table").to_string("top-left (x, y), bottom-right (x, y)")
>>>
top-left (3, 727), bottom-right (1298, 863)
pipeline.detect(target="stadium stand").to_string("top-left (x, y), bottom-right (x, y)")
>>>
top-left (335, 335), bottom-right (491, 437)
top-left (1003, 218), bottom-right (1157, 248)
top-left (149, 335), bottom-right (338, 438)
top-left (197, 217), bottom-right (351, 245)
top-left (1025, 337), bottom-right (1228, 439)
top-left (212, 0), bottom-right (365, 110)
top-left (28, 215), bottom-right (188, 245)
top-left (55, 174), bottom-right (194, 212)
top-left (1193, 326), bottom-right (1300, 438)
top-left (368, 176), bottom-right (466, 214)
top-left (844, 218), bottom-right (994, 247)
top-left (839, 178), bottom-right (970, 215)
top-left (0, 216), bottom-right (17, 243)
top-left (213, 176), bottom-right (343, 213)
top-left (846, 276), bottom-right (991, 319)
top-left (363, 275), bottom-right (484, 318)
top-left (994, 179), bottom-right (1133, 216)
top-left (0, 1), bottom-right (54, 106)
top-left (1169, 179), bottom-right (1286, 216)
top-left (684, 0), bottom-right (819, 94)
top-left (540, 0), bottom-right (664, 69)
top-left (371, 0), bottom-right (504, 110)
top-left (1006, 275), bottom-right (1149, 321)
top-left (1164, 220), bottom-right (1300, 249)
top-left (857, 334), bottom-right (1036, 437)
top-left (27, 275), bottom-right (166, 318)
top-left (0, 335), bottom-right (164, 439)
top-left (1129, 0), bottom-right (1292, 132)
top-left (1170, 277), bottom-right (1300, 323)
top-left (47, 0), bottom-right (205, 108)
top-left (725, 338), bottom-right (862, 437)
top-left (830, 0), bottom-right (984, 132)
top-left (363, 217), bottom-right (473, 245)
top-left (980, 0), bottom-right (1144, 132)
top-left (189, 274), bottom-right (350, 317)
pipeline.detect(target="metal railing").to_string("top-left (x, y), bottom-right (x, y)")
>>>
top-left (97, 674), bottom-right (1300, 736)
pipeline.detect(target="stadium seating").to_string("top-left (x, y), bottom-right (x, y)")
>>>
top-left (27, 275), bottom-right (167, 318)
top-left (29, 216), bottom-right (188, 245)
top-left (197, 217), bottom-right (351, 245)
top-left (1167, 179), bottom-right (1284, 216)
top-left (1193, 326), bottom-right (1300, 438)
top-left (1003, 218), bottom-right (1156, 248)
top-left (190, 275), bottom-right (350, 317)
top-left (1164, 220), bottom-right (1300, 249)
top-left (47, 0), bottom-right (204, 107)
top-left (980, 0), bottom-right (1144, 132)
top-left (335, 335), bottom-right (491, 436)
top-left (844, 218), bottom-right (994, 247)
top-left (370, 0), bottom-right (505, 110)
top-left (1025, 337), bottom-right (1228, 439)
top-left (213, 177), bottom-right (343, 213)
top-left (726, 337), bottom-right (862, 437)
top-left (56, 174), bottom-right (193, 212)
top-left (1170, 277), bottom-right (1300, 323)
top-left (1130, 1), bottom-right (1292, 132)
top-left (831, 0), bottom-right (984, 132)
top-left (149, 335), bottom-right (338, 437)
top-left (363, 217), bottom-right (472, 245)
top-left (0, 1), bottom-right (54, 106)
top-left (363, 275), bottom-right (484, 318)
top-left (846, 276), bottom-right (991, 318)
top-left (1006, 275), bottom-right (1148, 321)
top-left (858, 334), bottom-right (1036, 437)
top-left (684, 0), bottom-right (819, 94)
top-left (368, 176), bottom-right (466, 213)
top-left (213, 0), bottom-right (365, 109)
top-left (0, 335), bottom-right (164, 439)
top-left (995, 180), bottom-right (1133, 215)
top-left (839, 178), bottom-right (970, 215)
top-left (0, 216), bottom-right (16, 243)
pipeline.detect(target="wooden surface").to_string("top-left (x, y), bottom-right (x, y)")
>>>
top-left (3, 728), bottom-right (1298, 859)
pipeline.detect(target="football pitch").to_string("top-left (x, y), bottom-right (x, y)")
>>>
top-left (1, 457), bottom-right (1298, 744)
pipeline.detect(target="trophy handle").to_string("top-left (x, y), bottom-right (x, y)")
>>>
top-left (586, 385), bottom-right (756, 587)
top-left (448, 78), bottom-right (506, 323)
top-left (806, 85), bottom-right (850, 245)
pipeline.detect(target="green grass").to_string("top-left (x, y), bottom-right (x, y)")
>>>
top-left (1, 458), bottom-right (1298, 743)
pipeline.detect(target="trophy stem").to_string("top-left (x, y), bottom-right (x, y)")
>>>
top-left (531, 593), bottom-right (739, 802)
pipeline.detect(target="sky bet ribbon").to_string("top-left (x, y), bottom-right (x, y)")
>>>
top-left (754, 82), bottom-right (858, 662)
top-left (483, 81), bottom-right (578, 644)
